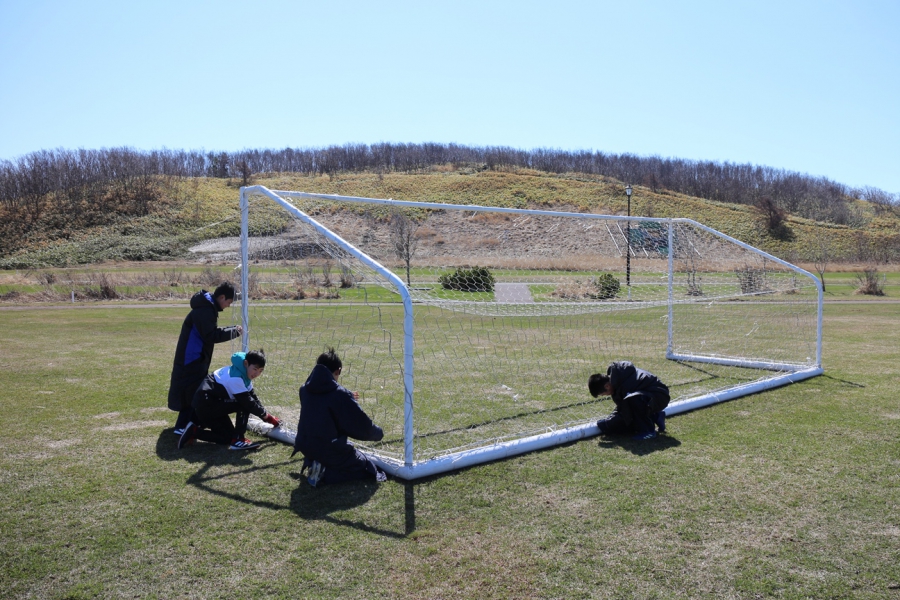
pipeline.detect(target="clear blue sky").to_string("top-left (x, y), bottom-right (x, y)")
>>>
top-left (1, 0), bottom-right (898, 193)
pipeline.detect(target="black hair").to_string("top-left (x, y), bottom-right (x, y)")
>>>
top-left (245, 349), bottom-right (267, 368)
top-left (588, 373), bottom-right (610, 398)
top-left (213, 281), bottom-right (236, 300)
top-left (316, 347), bottom-right (342, 373)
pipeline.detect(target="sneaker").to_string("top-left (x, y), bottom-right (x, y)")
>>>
top-left (173, 427), bottom-right (185, 436)
top-left (653, 411), bottom-right (666, 433)
top-left (228, 437), bottom-right (261, 451)
top-left (307, 460), bottom-right (325, 487)
top-left (177, 423), bottom-right (198, 449)
top-left (632, 429), bottom-right (659, 441)
top-left (375, 469), bottom-right (387, 483)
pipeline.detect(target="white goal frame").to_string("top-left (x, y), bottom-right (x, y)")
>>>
top-left (238, 185), bottom-right (823, 480)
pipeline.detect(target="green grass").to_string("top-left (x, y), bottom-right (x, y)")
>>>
top-left (1, 303), bottom-right (899, 598)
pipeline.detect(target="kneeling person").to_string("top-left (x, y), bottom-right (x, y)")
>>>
top-left (179, 350), bottom-right (281, 450)
top-left (293, 348), bottom-right (387, 487)
top-left (589, 360), bottom-right (670, 440)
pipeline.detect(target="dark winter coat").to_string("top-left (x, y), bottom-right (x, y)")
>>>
top-left (167, 291), bottom-right (240, 412)
top-left (293, 364), bottom-right (383, 457)
top-left (607, 360), bottom-right (671, 411)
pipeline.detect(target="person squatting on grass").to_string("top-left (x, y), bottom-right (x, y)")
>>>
top-left (178, 350), bottom-right (281, 451)
top-left (590, 360), bottom-right (670, 440)
top-left (167, 282), bottom-right (243, 435)
top-left (292, 348), bottom-right (387, 487)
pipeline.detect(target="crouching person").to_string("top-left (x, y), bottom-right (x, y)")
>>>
top-left (178, 350), bottom-right (281, 451)
top-left (293, 348), bottom-right (387, 487)
top-left (589, 360), bottom-right (670, 440)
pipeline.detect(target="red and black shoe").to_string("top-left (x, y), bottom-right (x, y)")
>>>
top-left (228, 437), bottom-right (261, 451)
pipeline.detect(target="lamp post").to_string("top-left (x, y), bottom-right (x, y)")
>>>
top-left (625, 184), bottom-right (632, 294)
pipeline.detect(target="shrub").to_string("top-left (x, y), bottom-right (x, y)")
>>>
top-left (736, 266), bottom-right (769, 294)
top-left (586, 273), bottom-right (620, 299)
top-left (855, 268), bottom-right (885, 296)
top-left (439, 266), bottom-right (495, 292)
top-left (550, 274), bottom-right (620, 300)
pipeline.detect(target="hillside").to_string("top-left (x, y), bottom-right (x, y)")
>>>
top-left (1, 167), bottom-right (899, 271)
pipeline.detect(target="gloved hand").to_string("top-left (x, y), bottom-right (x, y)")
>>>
top-left (263, 413), bottom-right (281, 428)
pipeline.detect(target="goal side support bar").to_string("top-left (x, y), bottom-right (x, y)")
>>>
top-left (668, 218), bottom-right (824, 370)
top-left (240, 186), bottom-right (417, 467)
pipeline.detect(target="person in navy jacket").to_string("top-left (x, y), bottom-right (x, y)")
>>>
top-left (589, 360), bottom-right (670, 440)
top-left (167, 283), bottom-right (242, 434)
top-left (293, 348), bottom-right (387, 487)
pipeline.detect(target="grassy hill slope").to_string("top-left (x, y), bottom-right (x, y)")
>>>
top-left (1, 167), bottom-right (898, 270)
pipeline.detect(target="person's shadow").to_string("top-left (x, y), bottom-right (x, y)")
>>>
top-left (156, 428), bottom-right (414, 537)
top-left (156, 428), bottom-right (297, 511)
top-left (596, 433), bottom-right (681, 456)
top-left (288, 466), bottom-right (419, 539)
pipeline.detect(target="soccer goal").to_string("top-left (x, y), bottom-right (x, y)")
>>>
top-left (234, 185), bottom-right (822, 479)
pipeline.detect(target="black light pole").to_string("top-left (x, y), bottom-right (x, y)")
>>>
top-left (625, 184), bottom-right (632, 291)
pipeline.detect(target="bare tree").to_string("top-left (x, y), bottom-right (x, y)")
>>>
top-left (239, 160), bottom-right (252, 187)
top-left (390, 209), bottom-right (422, 286)
top-left (813, 239), bottom-right (830, 292)
top-left (861, 186), bottom-right (897, 214)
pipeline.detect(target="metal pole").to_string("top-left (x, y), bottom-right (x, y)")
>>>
top-left (240, 188), bottom-right (250, 352)
top-left (625, 185), bottom-right (632, 296)
top-left (626, 197), bottom-right (631, 287)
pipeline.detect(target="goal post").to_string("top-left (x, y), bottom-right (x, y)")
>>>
top-left (235, 185), bottom-right (823, 480)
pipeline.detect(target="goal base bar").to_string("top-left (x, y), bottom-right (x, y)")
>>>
top-left (374, 365), bottom-right (823, 480)
top-left (667, 352), bottom-right (816, 372)
top-left (247, 365), bottom-right (821, 481)
top-left (663, 366), bottom-right (823, 416)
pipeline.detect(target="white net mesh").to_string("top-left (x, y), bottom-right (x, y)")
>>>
top-left (231, 189), bottom-right (820, 465)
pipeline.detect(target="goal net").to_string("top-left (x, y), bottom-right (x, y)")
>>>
top-left (234, 185), bottom-right (822, 479)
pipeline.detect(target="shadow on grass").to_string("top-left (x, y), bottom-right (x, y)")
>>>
top-left (818, 373), bottom-right (866, 388)
top-left (287, 463), bottom-right (419, 539)
top-left (287, 476), bottom-right (410, 539)
top-left (155, 428), bottom-right (295, 511)
top-left (156, 428), bottom-right (414, 538)
top-left (596, 433), bottom-right (681, 455)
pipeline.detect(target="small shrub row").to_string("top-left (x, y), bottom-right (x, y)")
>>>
top-left (551, 274), bottom-right (620, 300)
top-left (439, 267), bottom-right (495, 292)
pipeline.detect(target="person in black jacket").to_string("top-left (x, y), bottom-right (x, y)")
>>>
top-left (293, 348), bottom-right (387, 487)
top-left (589, 360), bottom-right (670, 440)
top-left (167, 283), bottom-right (243, 435)
top-left (178, 350), bottom-right (281, 451)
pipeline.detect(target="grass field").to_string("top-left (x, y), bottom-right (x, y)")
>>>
top-left (1, 301), bottom-right (899, 599)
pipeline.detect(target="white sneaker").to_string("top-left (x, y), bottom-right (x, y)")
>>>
top-left (307, 461), bottom-right (325, 487)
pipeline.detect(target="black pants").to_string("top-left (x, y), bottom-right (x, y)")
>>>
top-left (190, 401), bottom-right (249, 446)
top-left (598, 392), bottom-right (668, 435)
top-left (297, 437), bottom-right (382, 485)
top-left (173, 384), bottom-right (199, 430)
